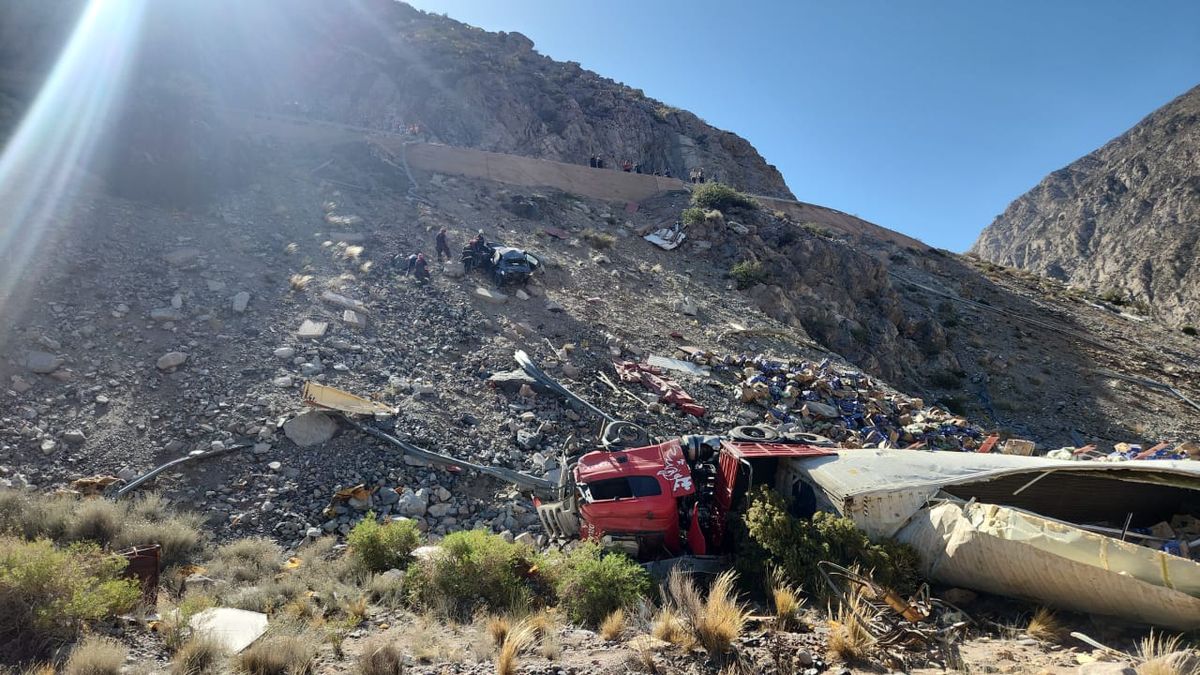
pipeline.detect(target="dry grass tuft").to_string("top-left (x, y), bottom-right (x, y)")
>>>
top-left (494, 622), bottom-right (537, 675)
top-left (170, 634), bottom-right (226, 675)
top-left (539, 633), bottom-right (562, 661)
top-left (527, 609), bottom-right (556, 640)
top-left (663, 567), bottom-right (703, 624)
top-left (629, 644), bottom-right (658, 673)
top-left (1026, 607), bottom-right (1065, 643)
top-left (486, 615), bottom-right (511, 649)
top-left (341, 594), bottom-right (369, 623)
top-left (694, 570), bottom-right (749, 657)
top-left (21, 663), bottom-right (56, 675)
top-left (650, 607), bottom-right (692, 649)
top-left (769, 567), bottom-right (804, 631)
top-left (827, 582), bottom-right (873, 663)
top-left (236, 634), bottom-right (316, 675)
top-left (357, 639), bottom-right (405, 675)
top-left (284, 243), bottom-right (299, 255)
top-left (64, 635), bottom-right (127, 675)
top-left (599, 608), bottom-right (625, 641)
top-left (1136, 630), bottom-right (1200, 675)
top-left (288, 274), bottom-right (313, 291)
top-left (343, 245), bottom-right (365, 260)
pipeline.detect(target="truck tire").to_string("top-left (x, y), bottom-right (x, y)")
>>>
top-left (728, 425), bottom-right (779, 442)
top-left (601, 421), bottom-right (650, 449)
top-left (781, 431), bottom-right (835, 447)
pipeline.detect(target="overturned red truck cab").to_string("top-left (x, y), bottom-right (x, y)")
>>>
top-left (536, 436), bottom-right (836, 559)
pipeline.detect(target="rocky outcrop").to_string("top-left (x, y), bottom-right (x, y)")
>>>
top-left (972, 85), bottom-right (1200, 325)
top-left (0, 0), bottom-right (791, 200)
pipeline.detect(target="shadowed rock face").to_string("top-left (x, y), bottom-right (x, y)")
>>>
top-left (0, 0), bottom-right (792, 201)
top-left (972, 85), bottom-right (1200, 326)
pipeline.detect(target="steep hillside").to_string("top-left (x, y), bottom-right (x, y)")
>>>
top-left (972, 85), bottom-right (1200, 326)
top-left (0, 0), bottom-right (792, 201)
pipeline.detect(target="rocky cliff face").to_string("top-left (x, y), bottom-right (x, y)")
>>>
top-left (972, 85), bottom-right (1200, 326)
top-left (0, 0), bottom-right (792, 200)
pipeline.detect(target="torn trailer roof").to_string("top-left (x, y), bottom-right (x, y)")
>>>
top-left (787, 449), bottom-right (1200, 630)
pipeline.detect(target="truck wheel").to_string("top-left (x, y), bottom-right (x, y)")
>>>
top-left (781, 431), bottom-right (835, 447)
top-left (601, 421), bottom-right (650, 449)
top-left (728, 425), bottom-right (779, 442)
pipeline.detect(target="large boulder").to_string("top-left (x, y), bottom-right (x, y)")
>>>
top-left (156, 352), bottom-right (189, 370)
top-left (23, 351), bottom-right (62, 374)
top-left (283, 411), bottom-right (338, 447)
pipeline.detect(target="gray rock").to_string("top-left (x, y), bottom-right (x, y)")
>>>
top-left (150, 307), bottom-right (184, 321)
top-left (23, 351), bottom-right (62, 374)
top-left (40, 439), bottom-right (57, 455)
top-left (376, 488), bottom-right (400, 506)
top-left (803, 401), bottom-right (840, 419)
top-left (62, 429), bottom-right (87, 445)
top-left (516, 429), bottom-right (542, 450)
top-left (232, 291), bottom-right (250, 313)
top-left (156, 352), bottom-right (189, 370)
top-left (273, 347), bottom-right (296, 359)
top-left (397, 490), bottom-right (427, 517)
top-left (283, 411), bottom-right (338, 447)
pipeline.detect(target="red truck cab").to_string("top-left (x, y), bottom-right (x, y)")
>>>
top-left (565, 437), bottom-right (836, 559)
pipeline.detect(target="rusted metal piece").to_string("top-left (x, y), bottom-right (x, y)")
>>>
top-left (119, 544), bottom-right (161, 605)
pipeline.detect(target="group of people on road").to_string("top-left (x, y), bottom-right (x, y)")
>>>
top-left (587, 154), bottom-right (675, 178)
top-left (396, 226), bottom-right (454, 284)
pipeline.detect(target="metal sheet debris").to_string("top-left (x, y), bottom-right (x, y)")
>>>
top-left (646, 355), bottom-right (710, 378)
top-left (301, 381), bottom-right (395, 416)
top-left (189, 608), bottom-right (269, 654)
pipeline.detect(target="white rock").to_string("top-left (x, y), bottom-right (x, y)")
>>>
top-left (474, 287), bottom-right (508, 304)
top-left (273, 347), bottom-right (296, 359)
top-left (156, 352), bottom-right (189, 370)
top-left (283, 411), bottom-right (338, 447)
top-left (342, 310), bottom-right (366, 329)
top-left (442, 260), bottom-right (465, 278)
top-left (171, 293), bottom-right (183, 309)
top-left (232, 291), bottom-right (250, 313)
top-left (515, 289), bottom-right (530, 301)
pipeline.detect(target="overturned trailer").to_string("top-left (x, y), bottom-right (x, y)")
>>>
top-left (784, 449), bottom-right (1200, 630)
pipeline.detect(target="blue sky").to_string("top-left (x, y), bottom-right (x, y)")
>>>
top-left (404, 1), bottom-right (1200, 251)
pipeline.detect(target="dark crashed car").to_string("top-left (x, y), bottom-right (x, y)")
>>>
top-left (490, 246), bottom-right (541, 285)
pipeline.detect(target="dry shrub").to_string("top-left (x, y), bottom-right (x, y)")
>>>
top-left (64, 636), bottom-right (127, 675)
top-left (527, 610), bottom-right (556, 640)
top-left (209, 537), bottom-right (282, 584)
top-left (236, 634), bottom-right (316, 675)
top-left (599, 608), bottom-right (625, 641)
top-left (827, 581), bottom-right (872, 662)
top-left (1136, 630), bottom-right (1200, 675)
top-left (769, 567), bottom-right (804, 631)
top-left (115, 513), bottom-right (206, 568)
top-left (650, 607), bottom-right (692, 649)
top-left (486, 615), bottom-right (510, 649)
top-left (19, 663), bottom-right (56, 675)
top-left (170, 634), bottom-right (226, 675)
top-left (289, 274), bottom-right (313, 291)
top-left (494, 622), bottom-right (536, 675)
top-left (341, 594), bottom-right (369, 623)
top-left (694, 571), bottom-right (749, 656)
top-left (630, 644), bottom-right (658, 674)
top-left (539, 633), bottom-right (562, 660)
top-left (357, 639), bottom-right (405, 675)
top-left (663, 567), bottom-right (703, 624)
top-left (1026, 607), bottom-right (1065, 643)
top-left (67, 499), bottom-right (123, 546)
top-left (582, 229), bottom-right (616, 249)
top-left (344, 245), bottom-right (364, 260)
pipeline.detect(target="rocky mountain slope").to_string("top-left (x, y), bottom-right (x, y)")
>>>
top-left (972, 84), bottom-right (1200, 326)
top-left (0, 0), bottom-right (792, 202)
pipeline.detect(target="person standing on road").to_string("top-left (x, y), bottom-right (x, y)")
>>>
top-left (435, 227), bottom-right (451, 261)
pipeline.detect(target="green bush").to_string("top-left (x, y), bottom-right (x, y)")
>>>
top-left (0, 537), bottom-right (141, 659)
top-left (1099, 288), bottom-right (1126, 305)
top-left (690, 182), bottom-right (757, 211)
top-left (347, 513), bottom-right (421, 573)
top-left (403, 529), bottom-right (543, 618)
top-left (729, 260), bottom-right (770, 289)
top-left (681, 207), bottom-right (707, 226)
top-left (739, 487), bottom-right (919, 597)
top-left (208, 537), bottom-right (282, 584)
top-left (552, 543), bottom-right (651, 627)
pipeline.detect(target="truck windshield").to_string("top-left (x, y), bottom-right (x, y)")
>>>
top-left (584, 476), bottom-right (662, 501)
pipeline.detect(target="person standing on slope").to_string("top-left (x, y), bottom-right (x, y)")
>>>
top-left (435, 227), bottom-right (452, 262)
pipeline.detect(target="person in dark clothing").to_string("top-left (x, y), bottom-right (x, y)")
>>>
top-left (413, 252), bottom-right (430, 283)
top-left (597, 157), bottom-right (605, 169)
top-left (697, 168), bottom-right (705, 184)
top-left (463, 230), bottom-right (489, 272)
top-left (435, 227), bottom-right (451, 261)
top-left (588, 155), bottom-right (597, 168)
top-left (622, 160), bottom-right (632, 172)
top-left (633, 163), bottom-right (642, 174)
top-left (402, 253), bottom-right (418, 276)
